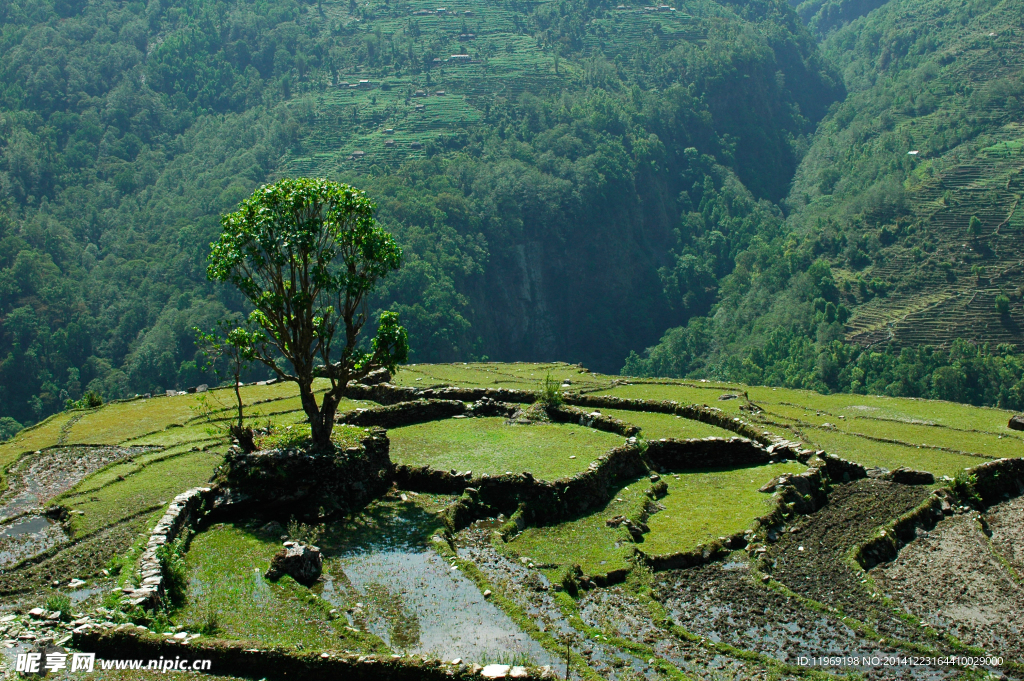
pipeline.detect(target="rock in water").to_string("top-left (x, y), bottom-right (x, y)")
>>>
top-left (1009, 415), bottom-right (1024, 431)
top-left (265, 542), bottom-right (322, 585)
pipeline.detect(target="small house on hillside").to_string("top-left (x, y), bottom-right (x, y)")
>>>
top-left (450, 54), bottom-right (471, 63)
top-left (350, 150), bottom-right (366, 160)
top-left (435, 90), bottom-right (446, 96)
top-left (458, 33), bottom-right (476, 41)
top-left (414, 89), bottom-right (426, 96)
top-left (384, 139), bottom-right (396, 147)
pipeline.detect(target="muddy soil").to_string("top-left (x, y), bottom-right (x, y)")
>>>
top-left (580, 587), bottom-right (789, 681)
top-left (457, 525), bottom-right (656, 679)
top-left (987, 494), bottom-right (1024, 578)
top-left (873, 510), bottom-right (1024, 663)
top-left (0, 446), bottom-right (152, 520)
top-left (0, 512), bottom-right (152, 596)
top-left (656, 555), bottom-right (952, 680)
top-left (457, 524), bottom-right (790, 680)
top-left (0, 517), bottom-right (67, 568)
top-left (765, 479), bottom-right (937, 646)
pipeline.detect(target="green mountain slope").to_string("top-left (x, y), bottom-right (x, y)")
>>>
top-left (791, 0), bottom-right (1024, 349)
top-left (0, 0), bottom-right (840, 427)
top-left (628, 0), bottom-right (1024, 407)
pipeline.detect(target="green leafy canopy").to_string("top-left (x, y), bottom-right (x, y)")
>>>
top-left (207, 177), bottom-right (408, 447)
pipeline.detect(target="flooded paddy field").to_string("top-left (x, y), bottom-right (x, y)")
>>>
top-left (0, 446), bottom-right (155, 570)
top-left (176, 496), bottom-right (556, 666)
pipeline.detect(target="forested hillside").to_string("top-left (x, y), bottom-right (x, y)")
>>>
top-left (630, 0), bottom-right (1024, 409)
top-left (0, 0), bottom-right (841, 428)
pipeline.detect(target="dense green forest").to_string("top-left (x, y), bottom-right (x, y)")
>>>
top-left (3, 0), bottom-right (1024, 433)
top-left (0, 0), bottom-right (843, 428)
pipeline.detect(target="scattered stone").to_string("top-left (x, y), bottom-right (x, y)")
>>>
top-left (1008, 414), bottom-right (1024, 431)
top-left (481, 664), bottom-right (511, 678)
top-left (265, 542), bottom-right (323, 585)
top-left (260, 521), bottom-right (285, 535)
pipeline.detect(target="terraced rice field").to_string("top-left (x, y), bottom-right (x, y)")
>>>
top-left (0, 363), bottom-right (1021, 680)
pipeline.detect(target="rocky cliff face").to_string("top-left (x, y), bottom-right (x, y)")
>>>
top-left (470, 180), bottom-right (681, 372)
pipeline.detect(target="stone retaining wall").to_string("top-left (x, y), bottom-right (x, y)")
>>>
top-left (971, 457), bottom-right (1024, 503)
top-left (337, 398), bottom-right (639, 437)
top-left (338, 399), bottom-right (470, 428)
top-left (72, 627), bottom-right (553, 680)
top-left (122, 486), bottom-right (217, 608)
top-left (344, 383), bottom-right (537, 406)
top-left (851, 493), bottom-right (950, 569)
top-left (441, 442), bottom-right (653, 532)
top-left (341, 382), bottom-right (781, 445)
top-left (396, 433), bottom-right (784, 536)
top-left (645, 436), bottom-right (772, 470)
top-left (546, 404), bottom-right (640, 437)
top-left (562, 394), bottom-right (777, 446)
top-left (213, 428), bottom-right (391, 521)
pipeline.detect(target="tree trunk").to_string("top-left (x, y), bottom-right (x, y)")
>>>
top-left (303, 387), bottom-right (342, 451)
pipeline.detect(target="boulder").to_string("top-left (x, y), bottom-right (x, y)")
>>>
top-left (481, 664), bottom-right (511, 678)
top-left (1009, 414), bottom-right (1024, 431)
top-left (362, 367), bottom-right (392, 385)
top-left (265, 542), bottom-right (323, 585)
top-left (886, 467), bottom-right (935, 485)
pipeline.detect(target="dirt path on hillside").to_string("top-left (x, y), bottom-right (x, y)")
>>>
top-left (873, 509), bottom-right (1024, 665)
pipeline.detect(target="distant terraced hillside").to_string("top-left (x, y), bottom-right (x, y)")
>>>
top-left (789, 0), bottom-right (1024, 350)
top-left (281, 0), bottom-right (716, 177)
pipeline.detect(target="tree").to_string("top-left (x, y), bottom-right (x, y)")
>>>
top-left (194, 320), bottom-right (256, 451)
top-left (996, 294), bottom-right (1011, 316)
top-left (207, 178), bottom-right (409, 450)
top-left (969, 214), bottom-right (983, 236)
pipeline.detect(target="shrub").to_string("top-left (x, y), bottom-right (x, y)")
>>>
top-left (199, 607), bottom-right (221, 636)
top-left (996, 294), bottom-right (1010, 315)
top-left (156, 532), bottom-right (191, 608)
top-left (64, 391), bottom-right (103, 411)
top-left (558, 563), bottom-right (583, 596)
top-left (286, 517), bottom-right (324, 545)
top-left (45, 592), bottom-right (71, 621)
top-left (951, 470), bottom-right (982, 507)
top-left (540, 372), bottom-right (563, 407)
